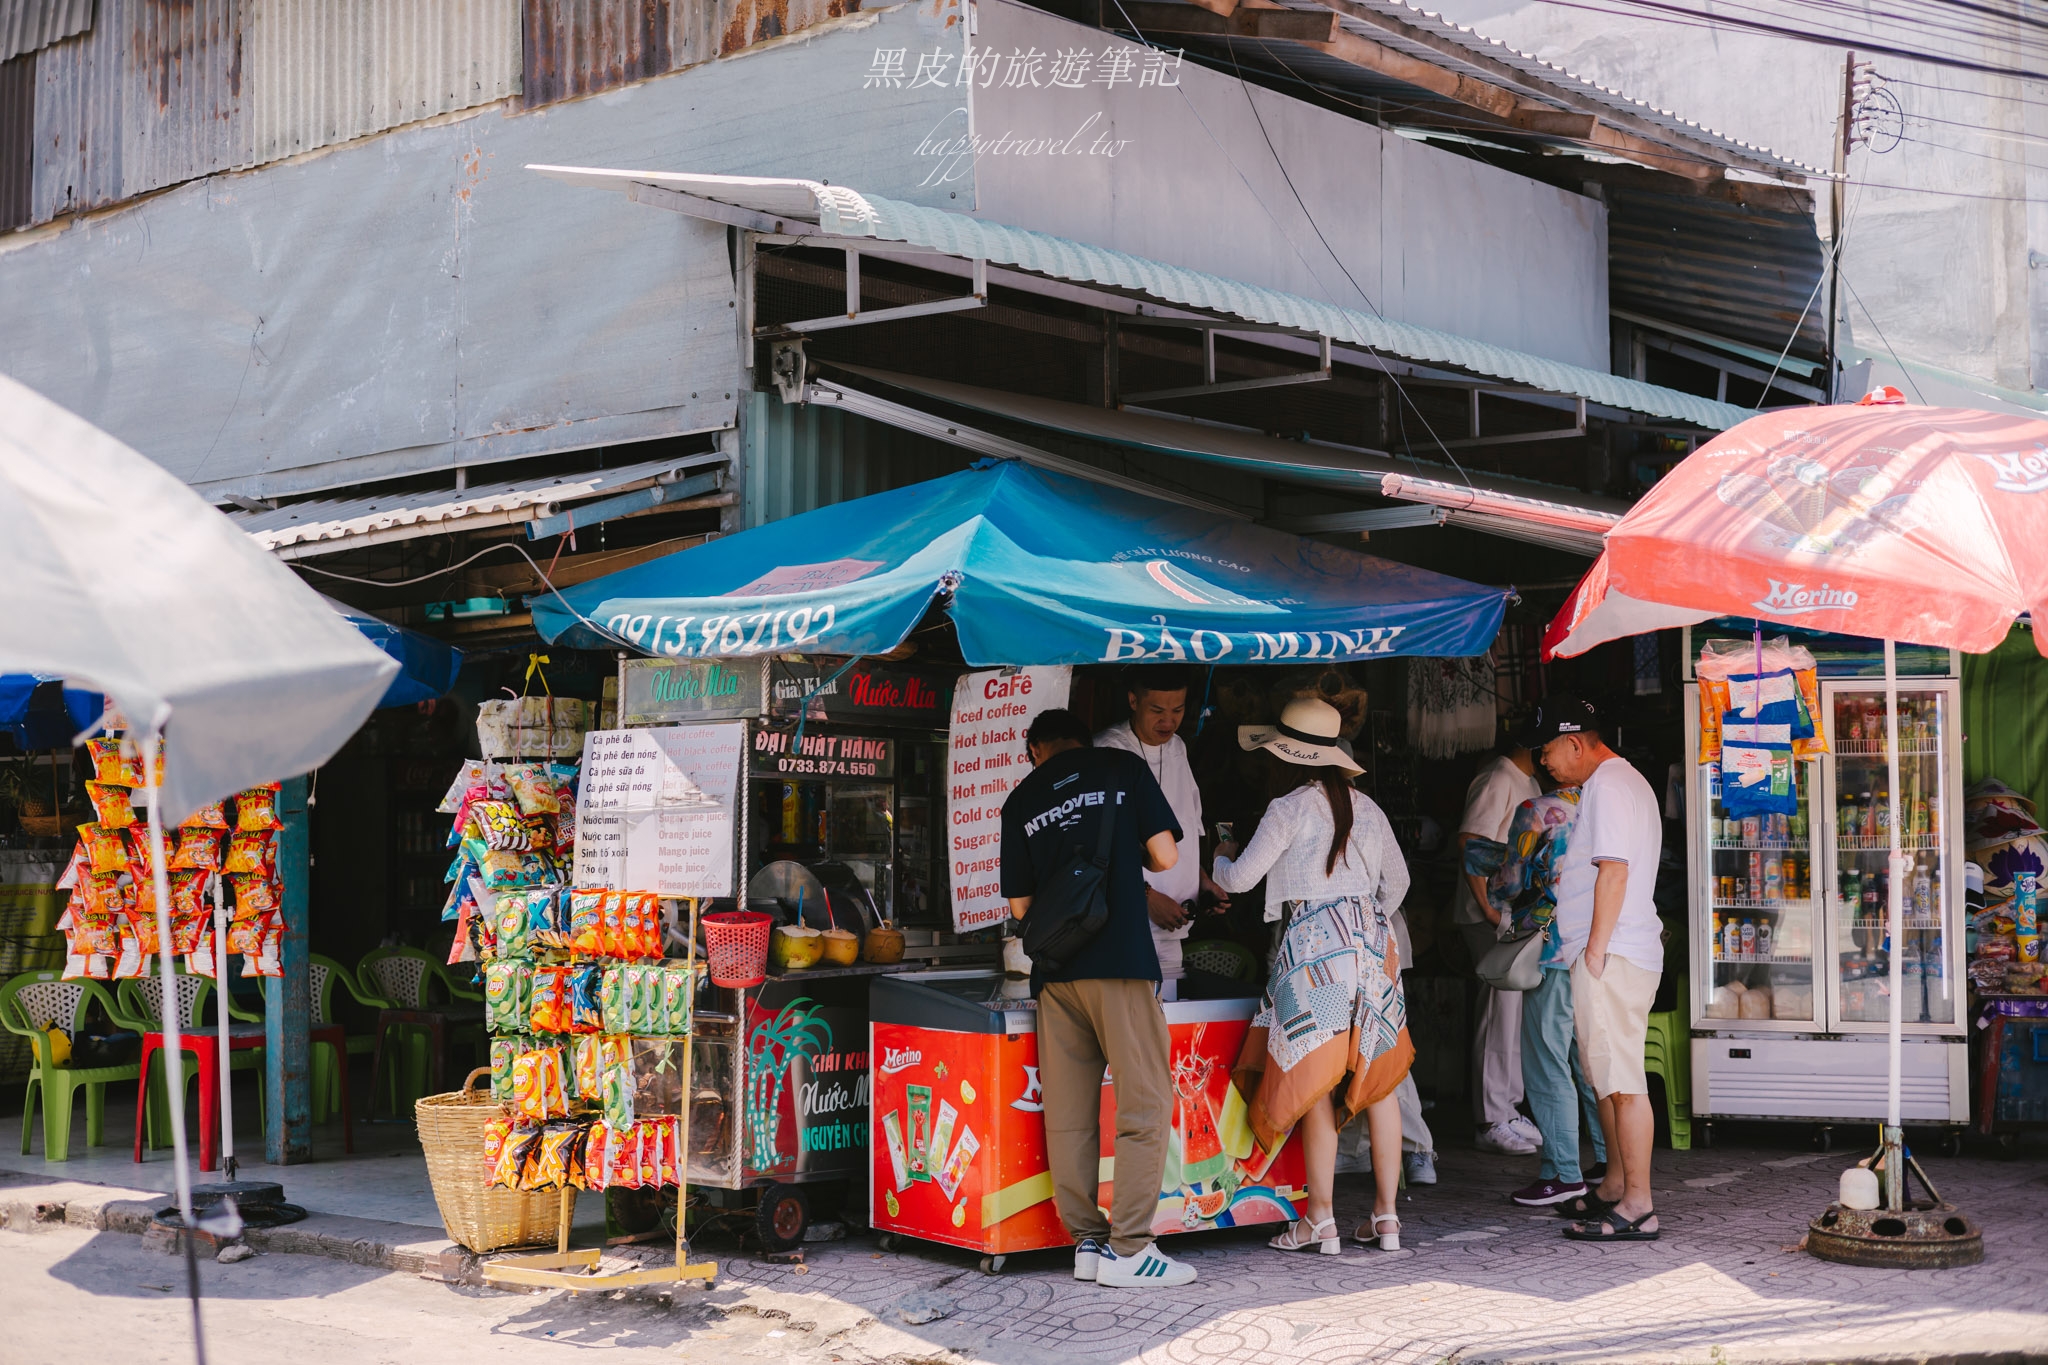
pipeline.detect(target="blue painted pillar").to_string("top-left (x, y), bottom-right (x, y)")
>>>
top-left (266, 775), bottom-right (313, 1165)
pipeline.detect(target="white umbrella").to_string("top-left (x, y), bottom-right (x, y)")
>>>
top-left (0, 372), bottom-right (398, 1353)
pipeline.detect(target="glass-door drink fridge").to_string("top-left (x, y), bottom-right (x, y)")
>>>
top-left (1686, 666), bottom-right (1969, 1146)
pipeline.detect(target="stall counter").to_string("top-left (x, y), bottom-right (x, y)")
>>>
top-left (869, 970), bottom-right (1307, 1268)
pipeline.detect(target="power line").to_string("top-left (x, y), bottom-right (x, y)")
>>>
top-left (1531, 0), bottom-right (2048, 80)
top-left (1879, 71), bottom-right (2048, 112)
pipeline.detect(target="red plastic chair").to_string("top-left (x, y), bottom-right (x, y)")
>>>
top-left (117, 968), bottom-right (264, 1173)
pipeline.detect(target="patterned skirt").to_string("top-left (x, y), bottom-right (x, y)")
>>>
top-left (1231, 895), bottom-right (1415, 1151)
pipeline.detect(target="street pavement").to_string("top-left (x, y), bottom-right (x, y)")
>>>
top-left (3, 1132), bottom-right (2044, 1364)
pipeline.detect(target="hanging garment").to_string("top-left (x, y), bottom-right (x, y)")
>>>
top-left (1407, 656), bottom-right (1498, 759)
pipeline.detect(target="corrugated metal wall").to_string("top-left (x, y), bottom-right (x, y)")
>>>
top-left (520, 0), bottom-right (859, 108)
top-left (0, 51), bottom-right (29, 229)
top-left (1608, 188), bottom-right (1827, 361)
top-left (245, 0), bottom-right (520, 164)
top-left (743, 391), bottom-right (968, 528)
top-left (32, 0), bottom-right (249, 223)
top-left (0, 0), bottom-right (94, 64)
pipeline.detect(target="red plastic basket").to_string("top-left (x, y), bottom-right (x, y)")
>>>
top-left (702, 910), bottom-right (773, 988)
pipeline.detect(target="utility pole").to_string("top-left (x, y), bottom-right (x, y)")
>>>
top-left (1826, 50), bottom-right (1855, 402)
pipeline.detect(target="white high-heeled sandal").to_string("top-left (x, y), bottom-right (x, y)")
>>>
top-left (1269, 1216), bottom-right (1340, 1255)
top-left (1353, 1212), bottom-right (1400, 1251)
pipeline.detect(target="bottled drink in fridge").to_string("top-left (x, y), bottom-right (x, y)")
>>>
top-left (1723, 918), bottom-right (1743, 960)
top-left (1763, 858), bottom-right (1784, 901)
top-left (1740, 920), bottom-right (1757, 959)
top-left (1911, 860), bottom-right (1933, 921)
top-left (1755, 918), bottom-right (1773, 959)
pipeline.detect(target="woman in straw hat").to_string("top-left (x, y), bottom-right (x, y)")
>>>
top-left (1214, 696), bottom-right (1414, 1255)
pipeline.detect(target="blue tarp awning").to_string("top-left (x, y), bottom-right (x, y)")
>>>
top-left (533, 461), bottom-right (1508, 666)
top-left (321, 597), bottom-right (465, 709)
top-left (2, 601), bottom-right (461, 742)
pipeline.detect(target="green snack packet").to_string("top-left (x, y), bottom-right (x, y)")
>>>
top-left (490, 1036), bottom-right (521, 1103)
top-left (661, 962), bottom-right (692, 1036)
top-left (600, 966), bottom-right (628, 1034)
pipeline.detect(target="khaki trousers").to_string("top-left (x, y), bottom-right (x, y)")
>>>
top-left (1037, 978), bottom-right (1172, 1256)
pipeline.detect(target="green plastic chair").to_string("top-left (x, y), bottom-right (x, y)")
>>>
top-left (1, 971), bottom-right (143, 1161)
top-left (113, 964), bottom-right (268, 1148)
top-left (309, 954), bottom-right (392, 1125)
top-left (1642, 974), bottom-right (1691, 1150)
top-left (357, 947), bottom-right (485, 1110)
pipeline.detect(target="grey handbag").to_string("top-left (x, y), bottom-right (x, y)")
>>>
top-left (1475, 923), bottom-right (1548, 992)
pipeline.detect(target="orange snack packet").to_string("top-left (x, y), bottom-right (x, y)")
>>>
top-left (223, 830), bottom-right (274, 876)
top-left (86, 781), bottom-right (136, 829)
top-left (171, 828), bottom-right (224, 871)
top-left (87, 737), bottom-right (143, 787)
top-left (180, 801), bottom-right (229, 830)
top-left (236, 784), bottom-right (283, 832)
top-left (79, 823), bottom-right (127, 875)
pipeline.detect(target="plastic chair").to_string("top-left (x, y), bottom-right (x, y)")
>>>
top-left (309, 954), bottom-right (392, 1125)
top-left (1182, 939), bottom-right (1259, 982)
top-left (1, 971), bottom-right (142, 1161)
top-left (115, 965), bottom-right (267, 1167)
top-left (1642, 974), bottom-right (1691, 1150)
top-left (357, 947), bottom-right (484, 1111)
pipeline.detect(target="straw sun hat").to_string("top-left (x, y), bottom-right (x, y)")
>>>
top-left (1238, 697), bottom-right (1363, 777)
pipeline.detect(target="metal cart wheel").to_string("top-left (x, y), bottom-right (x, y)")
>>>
top-left (1696, 1121), bottom-right (1715, 1149)
top-left (877, 1233), bottom-right (900, 1252)
top-left (1995, 1132), bottom-right (2020, 1159)
top-left (979, 1255), bottom-right (1006, 1275)
top-left (1937, 1130), bottom-right (1964, 1160)
top-left (755, 1183), bottom-right (810, 1253)
top-left (1811, 1124), bottom-right (1833, 1153)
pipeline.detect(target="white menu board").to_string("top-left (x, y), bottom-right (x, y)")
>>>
top-left (577, 723), bottom-right (744, 896)
top-left (946, 666), bottom-right (1071, 933)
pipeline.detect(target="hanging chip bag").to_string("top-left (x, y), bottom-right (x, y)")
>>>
top-left (180, 800), bottom-right (230, 831)
top-left (86, 782), bottom-right (136, 829)
top-left (223, 830), bottom-right (274, 876)
top-left (171, 828), bottom-right (224, 872)
top-left (568, 889), bottom-right (605, 957)
top-left (86, 737), bottom-right (143, 787)
top-left (79, 823), bottom-right (126, 875)
top-left (237, 783), bottom-right (284, 831)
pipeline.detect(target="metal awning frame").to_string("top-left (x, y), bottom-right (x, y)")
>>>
top-left (621, 178), bottom-right (1688, 437)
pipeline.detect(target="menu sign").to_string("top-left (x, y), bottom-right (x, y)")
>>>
top-left (619, 658), bottom-right (763, 725)
top-left (751, 727), bottom-right (897, 780)
top-left (946, 666), bottom-right (1071, 933)
top-left (577, 724), bottom-right (745, 896)
top-left (769, 657), bottom-right (952, 728)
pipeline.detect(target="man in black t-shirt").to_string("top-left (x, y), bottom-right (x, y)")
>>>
top-left (1002, 708), bottom-right (1196, 1289)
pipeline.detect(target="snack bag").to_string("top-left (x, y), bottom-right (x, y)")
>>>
top-left (526, 886), bottom-right (566, 949)
top-left (624, 963), bottom-right (653, 1034)
top-left (86, 737), bottom-right (142, 787)
top-left (523, 814), bottom-right (556, 857)
top-left (654, 1116), bottom-right (680, 1188)
top-left (529, 965), bottom-right (572, 1035)
top-left (229, 874), bottom-right (280, 918)
top-left (223, 830), bottom-right (274, 877)
top-left (492, 894), bottom-right (532, 961)
top-left (614, 894), bottom-right (643, 961)
top-left (661, 962), bottom-right (693, 1037)
top-left (488, 1125), bottom-right (540, 1190)
top-left (568, 889), bottom-right (605, 957)
top-left (79, 823), bottom-right (126, 875)
top-left (637, 1119), bottom-right (660, 1189)
top-left (170, 828), bottom-right (224, 872)
top-left (511, 1047), bottom-right (560, 1123)
top-left (169, 872), bottom-right (210, 953)
top-left (180, 800), bottom-right (230, 831)
top-left (484, 961), bottom-right (530, 1034)
top-left (597, 892), bottom-right (627, 959)
top-left (572, 1033), bottom-right (603, 1099)
top-left (481, 848), bottom-right (551, 892)
top-left (236, 783), bottom-right (284, 831)
top-left (506, 765), bottom-right (562, 817)
top-left (467, 799), bottom-right (532, 852)
top-left (86, 781), bottom-right (136, 829)
top-left (568, 964), bottom-right (603, 1034)
top-left (599, 967), bottom-right (625, 1034)
top-left (481, 1113), bottom-right (514, 1181)
top-left (490, 1036), bottom-right (522, 1104)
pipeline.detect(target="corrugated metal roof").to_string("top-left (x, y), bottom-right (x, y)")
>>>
top-left (1607, 187), bottom-right (1826, 362)
top-left (1301, 0), bottom-right (1825, 179)
top-left (230, 451), bottom-right (726, 558)
top-left (519, 0), bottom-right (863, 107)
top-left (0, 0), bottom-right (93, 63)
top-left (31, 0), bottom-right (250, 223)
top-left (533, 165), bottom-right (1753, 429)
top-left (245, 0), bottom-right (521, 163)
top-left (0, 51), bottom-right (30, 229)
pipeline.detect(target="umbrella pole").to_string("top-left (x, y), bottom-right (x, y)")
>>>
top-left (1881, 640), bottom-right (1906, 1211)
top-left (212, 876), bottom-right (234, 1174)
top-left (140, 729), bottom-right (208, 1364)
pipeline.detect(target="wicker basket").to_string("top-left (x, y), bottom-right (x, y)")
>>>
top-left (415, 1068), bottom-right (560, 1254)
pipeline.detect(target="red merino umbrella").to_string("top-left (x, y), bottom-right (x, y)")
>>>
top-left (1542, 387), bottom-right (2048, 1258)
top-left (1546, 387), bottom-right (2048, 660)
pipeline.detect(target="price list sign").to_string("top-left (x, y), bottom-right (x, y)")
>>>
top-left (946, 666), bottom-right (1070, 933)
top-left (578, 724), bottom-right (745, 896)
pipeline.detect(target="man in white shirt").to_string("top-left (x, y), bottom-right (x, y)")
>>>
top-left (1524, 694), bottom-right (1665, 1243)
top-left (1455, 740), bottom-right (1543, 1156)
top-left (1095, 665), bottom-right (1228, 1001)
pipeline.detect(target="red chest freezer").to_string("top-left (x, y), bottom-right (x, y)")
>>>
top-left (869, 969), bottom-right (1307, 1265)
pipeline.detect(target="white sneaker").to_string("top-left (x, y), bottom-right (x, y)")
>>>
top-left (1095, 1241), bottom-right (1197, 1288)
top-left (1506, 1115), bottom-right (1546, 1149)
top-left (1073, 1237), bottom-right (1104, 1281)
top-left (1404, 1150), bottom-right (1438, 1185)
top-left (1475, 1120), bottom-right (1541, 1155)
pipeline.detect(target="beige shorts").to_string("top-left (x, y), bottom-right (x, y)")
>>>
top-left (1571, 953), bottom-right (1661, 1097)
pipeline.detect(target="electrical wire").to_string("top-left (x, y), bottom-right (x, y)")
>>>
top-left (1838, 267), bottom-right (1929, 404)
top-left (1878, 71), bottom-right (2048, 113)
top-left (294, 539), bottom-right (625, 642)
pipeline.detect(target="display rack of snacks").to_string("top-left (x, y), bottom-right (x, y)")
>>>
top-left (53, 732), bottom-right (286, 981)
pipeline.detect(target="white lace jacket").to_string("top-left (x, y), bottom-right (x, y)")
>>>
top-left (1213, 783), bottom-right (1410, 923)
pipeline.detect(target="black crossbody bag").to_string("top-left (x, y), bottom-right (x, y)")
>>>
top-left (1021, 785), bottom-right (1120, 974)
